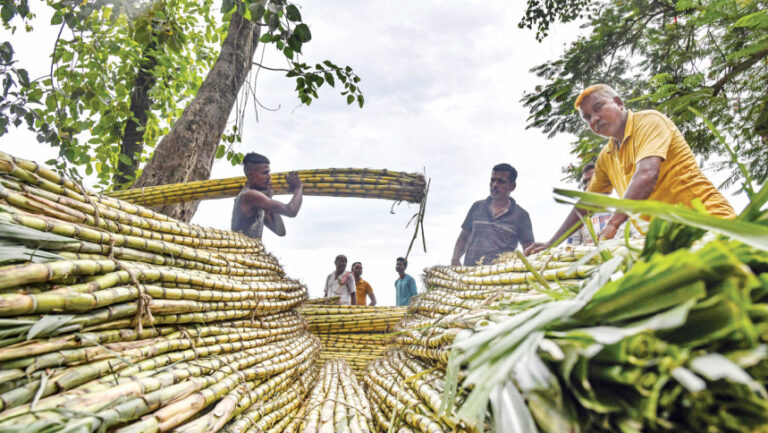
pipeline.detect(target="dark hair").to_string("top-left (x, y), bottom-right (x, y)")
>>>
top-left (396, 257), bottom-right (408, 267)
top-left (243, 152), bottom-right (270, 166)
top-left (351, 262), bottom-right (361, 267)
top-left (492, 163), bottom-right (517, 183)
top-left (335, 254), bottom-right (347, 262)
top-left (581, 162), bottom-right (596, 176)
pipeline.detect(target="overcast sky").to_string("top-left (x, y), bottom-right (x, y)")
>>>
top-left (1, 1), bottom-right (749, 306)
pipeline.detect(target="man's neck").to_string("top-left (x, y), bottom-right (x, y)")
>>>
top-left (491, 195), bottom-right (511, 207)
top-left (335, 270), bottom-right (344, 278)
top-left (612, 111), bottom-right (629, 148)
top-left (354, 275), bottom-right (361, 283)
top-left (398, 272), bottom-right (406, 279)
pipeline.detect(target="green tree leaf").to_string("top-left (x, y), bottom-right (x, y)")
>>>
top-left (285, 4), bottom-right (301, 22)
top-left (221, 0), bottom-right (235, 14)
top-left (293, 23), bottom-right (311, 42)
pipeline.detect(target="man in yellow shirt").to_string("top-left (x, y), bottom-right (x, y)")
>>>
top-left (352, 261), bottom-right (377, 306)
top-left (526, 84), bottom-right (736, 256)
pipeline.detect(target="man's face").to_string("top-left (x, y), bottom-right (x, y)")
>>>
top-left (490, 170), bottom-right (515, 199)
top-left (580, 168), bottom-right (595, 191)
top-left (335, 256), bottom-right (347, 273)
top-left (352, 263), bottom-right (362, 278)
top-left (245, 163), bottom-right (271, 190)
top-left (579, 92), bottom-right (626, 139)
top-left (395, 260), bottom-right (405, 274)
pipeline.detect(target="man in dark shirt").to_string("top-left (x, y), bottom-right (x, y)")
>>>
top-left (451, 163), bottom-right (534, 266)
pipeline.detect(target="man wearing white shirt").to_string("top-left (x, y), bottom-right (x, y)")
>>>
top-left (324, 254), bottom-right (356, 305)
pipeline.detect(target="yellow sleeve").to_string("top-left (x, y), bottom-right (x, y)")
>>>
top-left (366, 282), bottom-right (373, 296)
top-left (588, 154), bottom-right (613, 194)
top-left (634, 112), bottom-right (673, 162)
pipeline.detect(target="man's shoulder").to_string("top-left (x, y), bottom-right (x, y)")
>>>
top-left (466, 198), bottom-right (489, 215)
top-left (512, 201), bottom-right (531, 217)
top-left (635, 109), bottom-right (670, 121)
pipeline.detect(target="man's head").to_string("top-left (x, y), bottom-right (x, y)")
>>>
top-left (243, 152), bottom-right (271, 190)
top-left (395, 257), bottom-right (407, 274)
top-left (574, 84), bottom-right (628, 140)
top-left (490, 163), bottom-right (517, 199)
top-left (580, 162), bottom-right (596, 191)
top-left (351, 262), bottom-right (362, 278)
top-left (334, 255), bottom-right (348, 273)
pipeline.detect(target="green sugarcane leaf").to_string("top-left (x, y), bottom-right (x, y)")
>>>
top-left (690, 353), bottom-right (767, 396)
top-left (490, 381), bottom-right (538, 433)
top-left (740, 180), bottom-right (768, 223)
top-left (561, 298), bottom-right (696, 357)
top-left (27, 315), bottom-right (75, 340)
top-left (0, 246), bottom-right (65, 264)
top-left (0, 220), bottom-right (76, 245)
top-left (527, 390), bottom-right (581, 433)
top-left (555, 189), bottom-right (768, 252)
top-left (671, 367), bottom-right (706, 392)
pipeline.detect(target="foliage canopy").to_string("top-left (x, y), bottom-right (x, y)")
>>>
top-left (520, 0), bottom-right (768, 187)
top-left (0, 0), bottom-right (363, 189)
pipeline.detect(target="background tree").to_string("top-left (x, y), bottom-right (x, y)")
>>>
top-left (1, 0), bottom-right (364, 219)
top-left (520, 0), bottom-right (768, 187)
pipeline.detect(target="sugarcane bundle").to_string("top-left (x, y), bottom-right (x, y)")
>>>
top-left (301, 305), bottom-right (408, 334)
top-left (0, 152), bottom-right (328, 432)
top-left (363, 349), bottom-right (477, 433)
top-left (301, 304), bottom-right (406, 377)
top-left (107, 168), bottom-right (427, 207)
top-left (291, 359), bottom-right (374, 433)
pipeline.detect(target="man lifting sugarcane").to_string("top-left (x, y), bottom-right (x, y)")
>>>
top-left (231, 152), bottom-right (304, 238)
top-left (525, 84), bottom-right (736, 256)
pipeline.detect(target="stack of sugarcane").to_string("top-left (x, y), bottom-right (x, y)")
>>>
top-left (301, 304), bottom-right (407, 377)
top-left (360, 245), bottom-right (611, 432)
top-left (107, 168), bottom-right (427, 207)
top-left (316, 333), bottom-right (396, 377)
top-left (302, 305), bottom-right (407, 333)
top-left (288, 359), bottom-right (374, 433)
top-left (364, 349), bottom-right (476, 433)
top-left (0, 151), bottom-right (321, 432)
top-left (392, 245), bottom-right (623, 364)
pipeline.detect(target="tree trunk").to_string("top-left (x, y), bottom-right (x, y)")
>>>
top-left (132, 12), bottom-right (260, 222)
top-left (115, 42), bottom-right (158, 189)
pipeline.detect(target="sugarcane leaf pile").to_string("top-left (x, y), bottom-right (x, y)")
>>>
top-left (107, 169), bottom-right (427, 207)
top-left (0, 151), bottom-right (320, 432)
top-left (433, 202), bottom-right (768, 432)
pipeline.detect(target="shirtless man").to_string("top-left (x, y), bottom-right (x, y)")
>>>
top-left (231, 152), bottom-right (303, 238)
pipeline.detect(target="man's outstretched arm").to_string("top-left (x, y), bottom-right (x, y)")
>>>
top-left (451, 229), bottom-right (470, 266)
top-left (524, 207), bottom-right (587, 256)
top-left (599, 156), bottom-right (660, 240)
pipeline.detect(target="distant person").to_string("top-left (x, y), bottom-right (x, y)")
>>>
top-left (394, 257), bottom-right (418, 307)
top-left (351, 262), bottom-right (377, 306)
top-left (526, 84), bottom-right (735, 255)
top-left (451, 163), bottom-right (534, 266)
top-left (231, 152), bottom-right (303, 238)
top-left (569, 162), bottom-right (640, 246)
top-left (324, 255), bottom-right (356, 305)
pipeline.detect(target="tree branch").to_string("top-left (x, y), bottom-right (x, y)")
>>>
top-left (252, 61), bottom-right (291, 72)
top-left (712, 47), bottom-right (768, 96)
